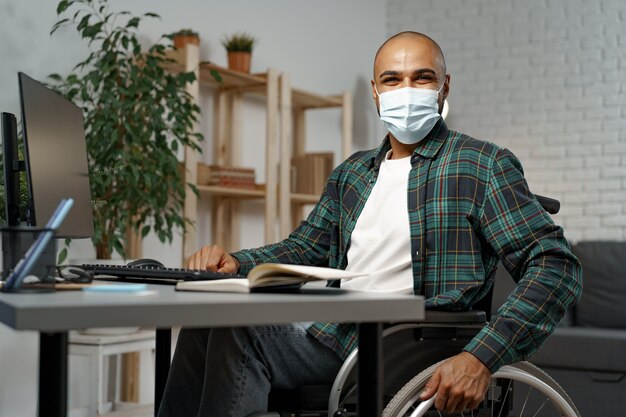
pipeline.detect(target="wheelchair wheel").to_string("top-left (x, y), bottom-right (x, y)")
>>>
top-left (382, 360), bottom-right (580, 417)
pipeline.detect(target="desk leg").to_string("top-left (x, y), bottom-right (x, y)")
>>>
top-left (154, 328), bottom-right (171, 416)
top-left (357, 322), bottom-right (383, 417)
top-left (39, 332), bottom-right (68, 417)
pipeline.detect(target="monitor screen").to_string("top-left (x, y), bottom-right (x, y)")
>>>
top-left (18, 72), bottom-right (94, 238)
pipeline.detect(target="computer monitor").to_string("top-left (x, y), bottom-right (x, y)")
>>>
top-left (17, 72), bottom-right (94, 238)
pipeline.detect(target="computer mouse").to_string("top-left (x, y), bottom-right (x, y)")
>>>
top-left (67, 268), bottom-right (94, 283)
top-left (127, 258), bottom-right (165, 268)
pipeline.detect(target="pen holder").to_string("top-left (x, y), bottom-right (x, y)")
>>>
top-left (1, 226), bottom-right (57, 284)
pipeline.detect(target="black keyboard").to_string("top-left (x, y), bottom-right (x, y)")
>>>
top-left (81, 264), bottom-right (246, 285)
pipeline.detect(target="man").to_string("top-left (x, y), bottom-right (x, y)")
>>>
top-left (158, 32), bottom-right (582, 416)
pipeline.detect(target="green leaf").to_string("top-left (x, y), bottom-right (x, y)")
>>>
top-left (209, 69), bottom-right (223, 84)
top-left (57, 247), bottom-right (68, 265)
top-left (141, 224), bottom-right (151, 238)
top-left (56, 0), bottom-right (70, 15)
top-left (77, 14), bottom-right (91, 31)
top-left (82, 22), bottom-right (104, 39)
top-left (126, 17), bottom-right (140, 28)
top-left (112, 237), bottom-right (126, 258)
top-left (50, 18), bottom-right (69, 35)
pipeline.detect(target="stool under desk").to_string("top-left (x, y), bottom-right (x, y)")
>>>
top-left (69, 329), bottom-right (155, 417)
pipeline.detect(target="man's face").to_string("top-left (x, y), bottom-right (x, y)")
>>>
top-left (372, 36), bottom-right (450, 114)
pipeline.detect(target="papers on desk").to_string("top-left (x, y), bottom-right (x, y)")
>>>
top-left (83, 283), bottom-right (148, 293)
top-left (175, 263), bottom-right (367, 293)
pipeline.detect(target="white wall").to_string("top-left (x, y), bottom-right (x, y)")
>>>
top-left (387, 0), bottom-right (626, 242)
top-left (0, 1), bottom-right (386, 415)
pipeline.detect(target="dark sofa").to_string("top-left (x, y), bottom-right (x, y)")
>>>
top-left (494, 241), bottom-right (626, 417)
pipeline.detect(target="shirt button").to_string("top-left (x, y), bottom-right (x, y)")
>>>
top-left (415, 250), bottom-right (419, 256)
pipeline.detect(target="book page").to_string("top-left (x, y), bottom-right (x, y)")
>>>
top-left (248, 264), bottom-right (366, 287)
top-left (176, 278), bottom-right (250, 293)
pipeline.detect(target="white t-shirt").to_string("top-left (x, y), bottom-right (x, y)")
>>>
top-left (342, 150), bottom-right (413, 294)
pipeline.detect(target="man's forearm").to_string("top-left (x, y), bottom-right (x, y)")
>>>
top-left (463, 247), bottom-right (582, 373)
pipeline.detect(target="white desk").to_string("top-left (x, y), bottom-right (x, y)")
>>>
top-left (0, 284), bottom-right (425, 417)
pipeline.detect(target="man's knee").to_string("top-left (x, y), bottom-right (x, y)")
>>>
top-left (208, 326), bottom-right (255, 353)
top-left (207, 325), bottom-right (291, 366)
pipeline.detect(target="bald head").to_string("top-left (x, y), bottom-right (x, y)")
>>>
top-left (374, 31), bottom-right (447, 79)
top-left (371, 31), bottom-right (450, 116)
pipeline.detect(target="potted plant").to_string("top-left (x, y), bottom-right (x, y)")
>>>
top-left (172, 28), bottom-right (200, 50)
top-left (222, 32), bottom-right (256, 73)
top-left (0, 134), bottom-right (29, 226)
top-left (48, 0), bottom-right (203, 259)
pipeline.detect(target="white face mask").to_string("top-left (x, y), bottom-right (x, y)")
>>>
top-left (376, 84), bottom-right (443, 144)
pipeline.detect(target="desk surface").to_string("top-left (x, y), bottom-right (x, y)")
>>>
top-left (0, 284), bottom-right (425, 332)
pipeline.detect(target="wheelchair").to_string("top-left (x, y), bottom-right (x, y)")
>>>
top-left (256, 195), bottom-right (580, 417)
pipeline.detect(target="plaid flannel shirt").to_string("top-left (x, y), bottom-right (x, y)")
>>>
top-left (233, 120), bottom-right (582, 373)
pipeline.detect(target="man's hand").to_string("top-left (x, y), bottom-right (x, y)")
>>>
top-left (186, 245), bottom-right (240, 273)
top-left (420, 352), bottom-right (491, 413)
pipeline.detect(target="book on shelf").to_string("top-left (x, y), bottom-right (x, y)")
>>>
top-left (291, 152), bottom-right (334, 195)
top-left (175, 263), bottom-right (366, 293)
top-left (197, 163), bottom-right (257, 189)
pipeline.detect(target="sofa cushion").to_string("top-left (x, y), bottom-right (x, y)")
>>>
top-left (530, 327), bottom-right (626, 372)
top-left (572, 241), bottom-right (626, 328)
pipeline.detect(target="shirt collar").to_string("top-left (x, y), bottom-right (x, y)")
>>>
top-left (370, 119), bottom-right (450, 170)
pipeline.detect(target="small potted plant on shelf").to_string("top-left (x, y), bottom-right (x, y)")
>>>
top-left (49, 0), bottom-right (203, 260)
top-left (222, 32), bottom-right (256, 73)
top-left (172, 28), bottom-right (200, 50)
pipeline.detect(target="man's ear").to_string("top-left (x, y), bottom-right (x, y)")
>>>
top-left (443, 74), bottom-right (451, 101)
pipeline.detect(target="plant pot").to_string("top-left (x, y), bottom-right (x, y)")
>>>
top-left (228, 51), bottom-right (251, 73)
top-left (173, 34), bottom-right (199, 50)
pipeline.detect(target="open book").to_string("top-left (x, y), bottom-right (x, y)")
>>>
top-left (175, 263), bottom-right (366, 293)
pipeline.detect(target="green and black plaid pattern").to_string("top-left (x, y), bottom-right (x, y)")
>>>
top-left (233, 120), bottom-right (582, 373)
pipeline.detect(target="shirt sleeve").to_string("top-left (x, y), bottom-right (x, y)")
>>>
top-left (232, 166), bottom-right (341, 276)
top-left (463, 148), bottom-right (583, 373)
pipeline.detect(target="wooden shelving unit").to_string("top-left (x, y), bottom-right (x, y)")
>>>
top-left (169, 45), bottom-right (352, 258)
top-left (196, 185), bottom-right (266, 198)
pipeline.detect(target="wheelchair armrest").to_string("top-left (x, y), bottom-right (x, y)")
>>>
top-left (535, 194), bottom-right (560, 214)
top-left (423, 309), bottom-right (486, 324)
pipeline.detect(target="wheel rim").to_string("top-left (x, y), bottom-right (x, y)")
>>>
top-left (390, 365), bottom-right (579, 417)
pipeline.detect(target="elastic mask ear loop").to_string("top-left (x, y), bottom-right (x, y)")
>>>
top-left (435, 81), bottom-right (445, 95)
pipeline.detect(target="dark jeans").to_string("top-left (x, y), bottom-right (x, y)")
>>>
top-left (157, 323), bottom-right (343, 417)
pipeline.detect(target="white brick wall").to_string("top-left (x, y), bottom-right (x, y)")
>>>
top-left (387, 0), bottom-right (626, 242)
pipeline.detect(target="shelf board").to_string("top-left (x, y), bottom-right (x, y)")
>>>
top-left (199, 62), bottom-right (268, 90)
top-left (197, 185), bottom-right (265, 199)
top-left (290, 193), bottom-right (321, 204)
top-left (165, 48), bottom-right (342, 108)
top-left (292, 89), bottom-right (343, 109)
top-left (163, 49), bottom-right (267, 91)
top-left (196, 188), bottom-right (319, 203)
